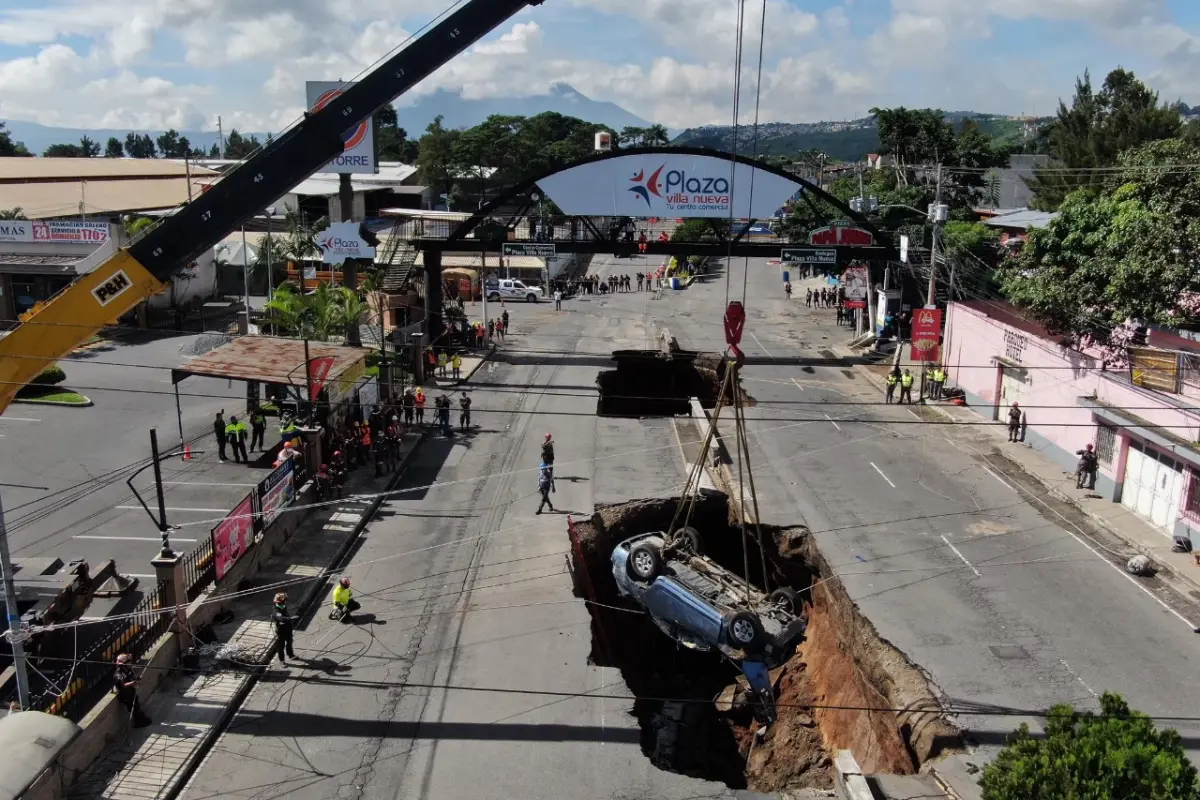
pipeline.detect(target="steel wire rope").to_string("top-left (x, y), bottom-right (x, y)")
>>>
top-left (738, 0), bottom-right (769, 308)
top-left (722, 0), bottom-right (749, 306)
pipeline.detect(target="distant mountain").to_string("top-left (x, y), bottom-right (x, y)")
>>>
top-left (396, 83), bottom-right (652, 135)
top-left (671, 112), bottom-right (1050, 161)
top-left (0, 120), bottom-right (267, 158)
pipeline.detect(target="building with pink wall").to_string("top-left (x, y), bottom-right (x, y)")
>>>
top-left (943, 300), bottom-right (1200, 544)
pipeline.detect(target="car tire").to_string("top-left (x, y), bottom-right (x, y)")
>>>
top-left (674, 525), bottom-right (703, 556)
top-left (526, 293), bottom-right (537, 303)
top-left (768, 587), bottom-right (800, 615)
top-left (488, 292), bottom-right (500, 301)
top-left (627, 542), bottom-right (663, 582)
top-left (727, 610), bottom-right (765, 651)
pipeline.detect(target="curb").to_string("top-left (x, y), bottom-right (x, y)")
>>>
top-left (164, 432), bottom-right (427, 800)
top-left (14, 391), bottom-right (94, 407)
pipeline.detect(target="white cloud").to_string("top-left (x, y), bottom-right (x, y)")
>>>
top-left (0, 43), bottom-right (84, 89)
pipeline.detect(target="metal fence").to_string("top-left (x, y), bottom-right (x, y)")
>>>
top-left (34, 582), bottom-right (173, 722)
top-left (182, 536), bottom-right (216, 602)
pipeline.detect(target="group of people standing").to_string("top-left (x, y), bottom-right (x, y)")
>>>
top-left (213, 409), bottom-right (270, 464)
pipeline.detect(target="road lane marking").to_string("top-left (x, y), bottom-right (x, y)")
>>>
top-left (1059, 659), bottom-right (1098, 698)
top-left (980, 465), bottom-right (1016, 493)
top-left (123, 573), bottom-right (157, 579)
top-left (163, 481), bottom-right (257, 487)
top-left (749, 331), bottom-right (773, 358)
top-left (790, 377), bottom-right (804, 392)
top-left (941, 534), bottom-right (981, 576)
top-left (869, 462), bottom-right (896, 488)
top-left (0, 417), bottom-right (39, 422)
top-left (74, 535), bottom-right (198, 542)
top-left (115, 505), bottom-right (230, 512)
top-left (907, 409), bottom-right (922, 420)
top-left (823, 413), bottom-right (842, 432)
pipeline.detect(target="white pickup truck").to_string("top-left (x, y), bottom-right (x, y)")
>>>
top-left (485, 278), bottom-right (544, 303)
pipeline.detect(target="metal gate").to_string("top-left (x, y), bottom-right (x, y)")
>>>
top-left (1121, 441), bottom-right (1183, 535)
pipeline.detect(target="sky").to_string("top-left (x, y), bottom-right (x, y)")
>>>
top-left (0, 0), bottom-right (1197, 134)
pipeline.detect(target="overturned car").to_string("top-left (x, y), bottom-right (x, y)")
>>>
top-left (611, 526), bottom-right (808, 723)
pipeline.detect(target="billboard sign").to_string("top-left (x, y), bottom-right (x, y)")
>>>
top-left (534, 153), bottom-right (801, 219)
top-left (319, 221), bottom-right (376, 265)
top-left (841, 265), bottom-right (869, 309)
top-left (502, 243), bottom-right (556, 258)
top-left (308, 355), bottom-right (337, 399)
top-left (212, 492), bottom-right (256, 582)
top-left (258, 460), bottom-right (295, 528)
top-left (909, 307), bottom-right (943, 362)
top-left (809, 225), bottom-right (874, 247)
top-left (0, 219), bottom-right (110, 244)
top-left (306, 81), bottom-right (377, 174)
top-left (781, 247), bottom-right (837, 266)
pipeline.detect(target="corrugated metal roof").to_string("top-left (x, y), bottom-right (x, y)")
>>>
top-left (0, 253), bottom-right (85, 267)
top-left (982, 209), bottom-right (1058, 231)
top-left (0, 177), bottom-right (199, 218)
top-left (0, 157), bottom-right (218, 182)
top-left (177, 336), bottom-right (367, 388)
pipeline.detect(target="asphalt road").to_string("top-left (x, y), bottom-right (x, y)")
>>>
top-left (180, 256), bottom-right (745, 800)
top-left (1, 330), bottom-right (276, 595)
top-left (665, 256), bottom-right (1200, 759)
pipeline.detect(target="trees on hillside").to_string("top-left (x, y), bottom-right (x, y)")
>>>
top-left (125, 132), bottom-right (156, 158)
top-left (619, 124), bottom-right (670, 147)
top-left (43, 136), bottom-right (100, 158)
top-left (1000, 139), bottom-right (1200, 360)
top-left (980, 692), bottom-right (1198, 800)
top-left (104, 137), bottom-right (124, 158)
top-left (374, 104), bottom-right (420, 163)
top-left (0, 123), bottom-right (31, 157)
top-left (223, 129), bottom-right (260, 160)
top-left (1026, 68), bottom-right (1184, 210)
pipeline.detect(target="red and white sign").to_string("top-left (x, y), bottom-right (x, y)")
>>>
top-left (909, 307), bottom-right (943, 362)
top-left (212, 493), bottom-right (255, 582)
top-left (306, 81), bottom-right (377, 174)
top-left (841, 265), bottom-right (869, 310)
top-left (809, 225), bottom-right (874, 247)
top-left (308, 355), bottom-right (337, 400)
top-left (0, 219), bottom-right (109, 244)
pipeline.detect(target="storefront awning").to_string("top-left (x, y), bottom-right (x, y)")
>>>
top-left (1079, 397), bottom-right (1200, 469)
top-left (0, 253), bottom-right (85, 275)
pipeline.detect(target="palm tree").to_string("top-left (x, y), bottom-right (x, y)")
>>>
top-left (0, 207), bottom-right (27, 220)
top-left (279, 210), bottom-right (329, 264)
top-left (646, 124), bottom-right (670, 146)
top-left (264, 282), bottom-right (363, 342)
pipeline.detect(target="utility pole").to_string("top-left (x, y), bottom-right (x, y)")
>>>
top-left (1, 493), bottom-right (31, 710)
top-left (150, 429), bottom-right (173, 559)
top-left (339, 174), bottom-right (362, 346)
top-left (921, 164), bottom-right (947, 403)
top-left (217, 116), bottom-right (226, 159)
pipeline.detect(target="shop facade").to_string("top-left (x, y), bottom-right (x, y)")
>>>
top-left (0, 220), bottom-right (115, 321)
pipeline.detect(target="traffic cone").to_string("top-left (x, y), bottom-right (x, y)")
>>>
top-left (183, 444), bottom-right (192, 460)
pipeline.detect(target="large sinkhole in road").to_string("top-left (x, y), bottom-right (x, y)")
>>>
top-left (566, 496), bottom-right (961, 792)
top-left (595, 351), bottom-right (750, 418)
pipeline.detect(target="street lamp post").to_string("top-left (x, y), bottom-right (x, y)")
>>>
top-left (265, 206), bottom-right (277, 335)
top-left (241, 225), bottom-right (252, 334)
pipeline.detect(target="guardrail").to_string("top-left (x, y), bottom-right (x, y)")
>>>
top-left (182, 537), bottom-right (216, 602)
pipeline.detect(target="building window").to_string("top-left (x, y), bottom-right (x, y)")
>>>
top-left (1187, 471), bottom-right (1200, 518)
top-left (1095, 423), bottom-right (1117, 466)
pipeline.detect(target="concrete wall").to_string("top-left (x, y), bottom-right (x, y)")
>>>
top-left (146, 250), bottom-right (218, 311)
top-left (944, 301), bottom-right (1200, 536)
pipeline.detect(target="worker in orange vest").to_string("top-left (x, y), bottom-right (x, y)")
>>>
top-left (414, 387), bottom-right (426, 424)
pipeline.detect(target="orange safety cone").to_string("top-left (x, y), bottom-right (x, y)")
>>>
top-left (183, 444), bottom-right (192, 460)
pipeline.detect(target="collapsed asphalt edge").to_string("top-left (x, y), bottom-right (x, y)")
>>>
top-left (164, 431), bottom-right (428, 800)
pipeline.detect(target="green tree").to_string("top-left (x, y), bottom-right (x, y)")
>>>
top-left (104, 137), bottom-right (124, 158)
top-left (1000, 138), bottom-right (1200, 355)
top-left (374, 104), bottom-right (420, 163)
top-left (453, 114), bottom-right (525, 198)
top-left (980, 692), bottom-right (1199, 800)
top-left (645, 124), bottom-right (670, 147)
top-left (43, 142), bottom-right (84, 157)
top-left (208, 142), bottom-right (220, 158)
top-left (123, 216), bottom-right (156, 238)
top-left (78, 136), bottom-right (100, 157)
top-left (1026, 68), bottom-right (1183, 210)
top-left (619, 126), bottom-right (647, 147)
top-left (0, 122), bottom-right (31, 156)
top-left (417, 115), bottom-right (462, 204)
top-left (124, 132), bottom-right (156, 158)
top-left (279, 210), bottom-right (330, 264)
top-left (265, 282), bottom-right (364, 342)
top-left (224, 129), bottom-right (260, 159)
top-left (0, 207), bottom-right (26, 220)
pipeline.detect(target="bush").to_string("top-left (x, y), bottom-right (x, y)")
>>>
top-left (980, 692), bottom-right (1200, 800)
top-left (30, 364), bottom-right (66, 386)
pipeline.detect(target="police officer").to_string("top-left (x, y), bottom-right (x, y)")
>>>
top-left (279, 414), bottom-right (298, 447)
top-left (459, 391), bottom-right (472, 431)
top-left (213, 411), bottom-right (228, 462)
top-left (899, 369), bottom-right (915, 405)
top-left (1007, 402), bottom-right (1023, 442)
top-left (1075, 443), bottom-right (1099, 489)
top-left (885, 371), bottom-right (898, 404)
top-left (113, 653), bottom-right (151, 727)
top-left (249, 407), bottom-right (267, 452)
top-left (930, 364), bottom-right (946, 400)
top-left (271, 592), bottom-right (299, 663)
top-left (226, 414), bottom-right (249, 463)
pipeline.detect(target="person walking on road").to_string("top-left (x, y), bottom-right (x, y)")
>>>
top-left (554, 289), bottom-right (562, 311)
top-left (113, 653), bottom-right (151, 727)
top-left (1007, 402), bottom-right (1023, 442)
top-left (213, 411), bottom-right (228, 462)
top-left (226, 415), bottom-right (249, 463)
top-left (272, 592), bottom-right (299, 663)
top-left (885, 370), bottom-right (898, 404)
top-left (249, 408), bottom-right (267, 452)
top-left (502, 309), bottom-right (510, 334)
top-left (541, 433), bottom-right (555, 476)
top-left (898, 369), bottom-right (914, 404)
top-left (535, 462), bottom-right (556, 514)
top-left (459, 392), bottom-right (472, 432)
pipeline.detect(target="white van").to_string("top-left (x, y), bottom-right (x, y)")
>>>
top-left (485, 278), bottom-right (544, 303)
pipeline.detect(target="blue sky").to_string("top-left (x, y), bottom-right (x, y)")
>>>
top-left (0, 0), bottom-right (1196, 132)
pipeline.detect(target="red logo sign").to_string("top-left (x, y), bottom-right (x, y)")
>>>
top-left (308, 356), bottom-right (337, 400)
top-left (312, 88), bottom-right (368, 151)
top-left (909, 308), bottom-right (943, 362)
top-left (809, 225), bottom-right (874, 246)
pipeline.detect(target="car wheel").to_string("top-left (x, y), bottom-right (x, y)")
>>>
top-left (674, 525), bottom-right (703, 556)
top-left (488, 292), bottom-right (500, 302)
top-left (526, 293), bottom-right (537, 303)
top-left (727, 610), bottom-right (765, 651)
top-left (627, 542), bottom-right (662, 582)
top-left (768, 587), bottom-right (800, 615)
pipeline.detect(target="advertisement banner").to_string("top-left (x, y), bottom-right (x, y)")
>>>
top-left (212, 493), bottom-right (255, 582)
top-left (319, 220), bottom-right (376, 265)
top-left (534, 153), bottom-right (801, 219)
top-left (0, 219), bottom-right (109, 244)
top-left (840, 266), bottom-right (869, 309)
top-left (809, 225), bottom-right (874, 247)
top-left (909, 307), bottom-right (943, 362)
top-left (258, 460), bottom-right (295, 528)
top-left (306, 81), bottom-right (377, 174)
top-left (308, 355), bottom-right (337, 399)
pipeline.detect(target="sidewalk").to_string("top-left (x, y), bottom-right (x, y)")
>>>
top-left (853, 347), bottom-right (1200, 600)
top-left (65, 432), bottom-right (424, 800)
top-left (427, 350), bottom-right (492, 390)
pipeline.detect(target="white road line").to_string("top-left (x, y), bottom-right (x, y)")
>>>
top-left (749, 331), bottom-right (774, 358)
top-left (74, 535), bottom-right (198, 542)
top-left (1059, 659), bottom-right (1099, 698)
top-left (980, 464), bottom-right (1016, 493)
top-left (790, 377), bottom-right (804, 392)
top-left (907, 408), bottom-right (922, 420)
top-left (162, 481), bottom-right (257, 487)
top-left (941, 534), bottom-right (981, 576)
top-left (114, 505), bottom-right (230, 512)
top-left (0, 417), bottom-right (39, 422)
top-left (123, 573), bottom-right (157, 579)
top-left (823, 413), bottom-right (842, 432)
top-left (869, 462), bottom-right (896, 488)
